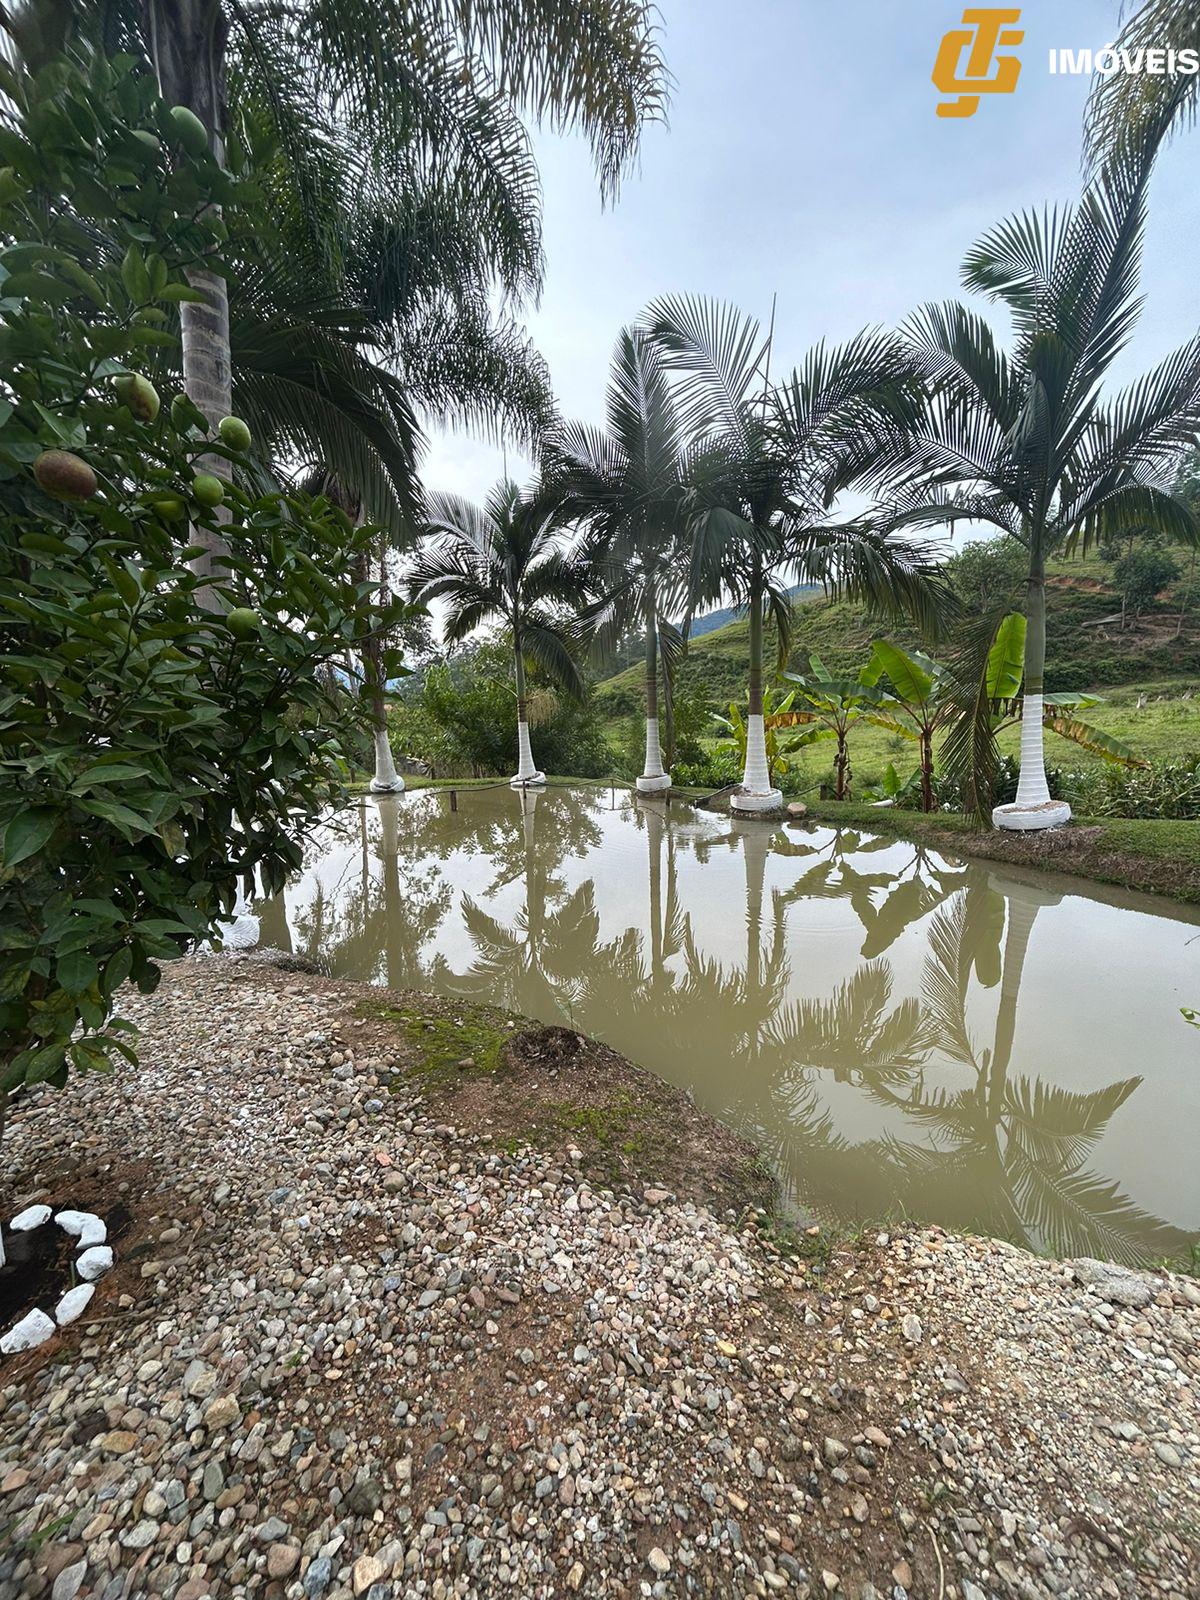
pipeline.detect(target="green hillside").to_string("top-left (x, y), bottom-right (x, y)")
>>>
top-left (595, 554), bottom-right (1200, 720)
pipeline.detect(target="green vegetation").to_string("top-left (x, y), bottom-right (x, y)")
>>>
top-left (357, 1000), bottom-right (510, 1085)
top-left (594, 550), bottom-right (1200, 799)
top-left (0, 56), bottom-right (391, 1100)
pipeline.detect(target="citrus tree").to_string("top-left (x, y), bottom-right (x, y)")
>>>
top-left (0, 53), bottom-right (401, 1136)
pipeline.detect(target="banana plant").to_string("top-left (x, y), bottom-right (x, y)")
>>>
top-left (978, 613), bottom-right (1147, 766)
top-left (865, 625), bottom-right (1145, 814)
top-left (778, 654), bottom-right (883, 800)
top-left (713, 687), bottom-right (806, 786)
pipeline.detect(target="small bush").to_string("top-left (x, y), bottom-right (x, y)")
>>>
top-left (1064, 755), bottom-right (1200, 819)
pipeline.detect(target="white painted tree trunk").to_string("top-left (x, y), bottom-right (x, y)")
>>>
top-left (732, 713), bottom-right (783, 815)
top-left (742, 713), bottom-right (772, 793)
top-left (370, 726), bottom-right (404, 793)
top-left (643, 715), bottom-right (665, 778)
top-left (511, 720), bottom-right (545, 787)
top-left (1014, 694), bottom-right (1051, 806)
top-left (636, 716), bottom-right (672, 793)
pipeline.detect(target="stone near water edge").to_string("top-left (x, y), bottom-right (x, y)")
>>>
top-left (9, 1204), bottom-right (51, 1232)
top-left (76, 1245), bottom-right (114, 1281)
top-left (55, 1283), bottom-right (95, 1326)
top-left (1069, 1257), bottom-right (1157, 1310)
top-left (55, 1209), bottom-right (107, 1246)
top-left (0, 1306), bottom-right (56, 1354)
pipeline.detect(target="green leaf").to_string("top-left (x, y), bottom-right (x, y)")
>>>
top-left (863, 640), bottom-right (934, 706)
top-left (3, 806), bottom-right (57, 867)
top-left (58, 950), bottom-right (99, 995)
top-left (985, 612), bottom-right (1026, 702)
top-left (1044, 714), bottom-right (1148, 769)
top-left (121, 243), bottom-right (150, 304)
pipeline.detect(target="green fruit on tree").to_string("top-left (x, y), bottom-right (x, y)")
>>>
top-left (147, 493), bottom-right (186, 522)
top-left (170, 393), bottom-right (206, 434)
top-left (111, 372), bottom-right (160, 423)
top-left (218, 415), bottom-right (252, 452)
top-left (192, 472), bottom-right (225, 508)
top-left (131, 129), bottom-right (161, 159)
top-left (225, 607), bottom-right (259, 640)
top-left (169, 105), bottom-right (209, 158)
top-left (33, 449), bottom-right (98, 502)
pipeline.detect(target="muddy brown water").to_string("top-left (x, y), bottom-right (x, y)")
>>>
top-left (246, 786), bottom-right (1200, 1267)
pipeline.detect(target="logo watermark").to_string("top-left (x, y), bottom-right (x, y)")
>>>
top-left (933, 8), bottom-right (1200, 117)
top-left (933, 8), bottom-right (1024, 118)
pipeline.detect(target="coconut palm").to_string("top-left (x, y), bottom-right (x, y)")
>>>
top-left (9, 0), bottom-right (667, 574)
top-left (1084, 1), bottom-right (1200, 166)
top-left (546, 329), bottom-right (690, 793)
top-left (409, 480), bottom-right (587, 786)
top-left (889, 125), bottom-right (1200, 829)
top-left (644, 295), bottom-right (948, 814)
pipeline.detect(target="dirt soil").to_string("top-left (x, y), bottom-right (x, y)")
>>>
top-left (0, 956), bottom-right (1195, 1600)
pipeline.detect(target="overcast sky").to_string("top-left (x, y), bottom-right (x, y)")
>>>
top-left (421, 0), bottom-right (1199, 505)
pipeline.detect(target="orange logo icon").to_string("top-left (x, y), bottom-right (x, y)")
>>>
top-left (933, 8), bottom-right (1023, 117)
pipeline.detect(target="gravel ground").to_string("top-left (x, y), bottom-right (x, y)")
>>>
top-left (1, 955), bottom-right (1197, 1600)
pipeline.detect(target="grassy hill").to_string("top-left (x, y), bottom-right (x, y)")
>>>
top-left (595, 554), bottom-right (1200, 717)
top-left (593, 553), bottom-right (1200, 791)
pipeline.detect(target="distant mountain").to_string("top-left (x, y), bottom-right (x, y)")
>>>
top-left (687, 583), bottom-right (820, 639)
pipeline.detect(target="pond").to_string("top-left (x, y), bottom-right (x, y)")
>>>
top-left (248, 785), bottom-right (1200, 1267)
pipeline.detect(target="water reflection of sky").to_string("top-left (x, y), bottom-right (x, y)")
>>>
top-left (254, 786), bottom-right (1200, 1265)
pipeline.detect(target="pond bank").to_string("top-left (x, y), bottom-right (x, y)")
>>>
top-left (1, 957), bottom-right (1196, 1600)
top-left (798, 801), bottom-right (1200, 905)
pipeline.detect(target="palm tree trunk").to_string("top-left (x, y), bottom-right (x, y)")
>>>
top-left (637, 591), bottom-right (671, 792)
top-left (734, 557), bottom-right (780, 810)
top-left (146, 0), bottom-right (232, 601)
top-left (367, 544), bottom-right (403, 792)
top-left (511, 632), bottom-right (543, 786)
top-left (1009, 544), bottom-right (1066, 819)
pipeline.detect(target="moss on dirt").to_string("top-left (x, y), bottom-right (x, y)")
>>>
top-left (354, 998), bottom-right (511, 1086)
top-left (353, 992), bottom-right (775, 1217)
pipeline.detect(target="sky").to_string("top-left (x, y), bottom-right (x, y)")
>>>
top-left (420, 0), bottom-right (1200, 509)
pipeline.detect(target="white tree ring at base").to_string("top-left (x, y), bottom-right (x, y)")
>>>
top-left (510, 771), bottom-right (546, 788)
top-left (369, 775), bottom-right (406, 793)
top-left (992, 800), bottom-right (1073, 832)
top-left (636, 773), bottom-right (672, 794)
top-left (0, 1206), bottom-right (115, 1355)
top-left (731, 787), bottom-right (784, 816)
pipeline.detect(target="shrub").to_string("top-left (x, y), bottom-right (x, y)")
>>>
top-left (0, 53), bottom-right (388, 1099)
top-left (391, 641), bottom-right (613, 779)
top-left (1063, 755), bottom-right (1200, 819)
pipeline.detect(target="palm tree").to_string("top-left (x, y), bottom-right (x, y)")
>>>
top-left (546, 328), bottom-right (689, 793)
top-left (644, 295), bottom-right (948, 814)
top-left (1084, 1), bottom-right (1200, 166)
top-left (890, 126), bottom-right (1200, 829)
top-left (11, 0), bottom-right (667, 575)
top-left (409, 480), bottom-right (587, 786)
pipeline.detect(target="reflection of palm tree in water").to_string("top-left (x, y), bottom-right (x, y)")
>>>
top-left (859, 878), bottom-right (1191, 1265)
top-left (283, 798), bottom-right (452, 985)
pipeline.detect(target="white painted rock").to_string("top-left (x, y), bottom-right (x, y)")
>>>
top-left (9, 1204), bottom-right (51, 1232)
top-left (76, 1245), bottom-right (113, 1281)
top-left (55, 1283), bottom-right (96, 1326)
top-left (1, 1307), bottom-right (56, 1354)
top-left (56, 1210), bottom-right (107, 1246)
